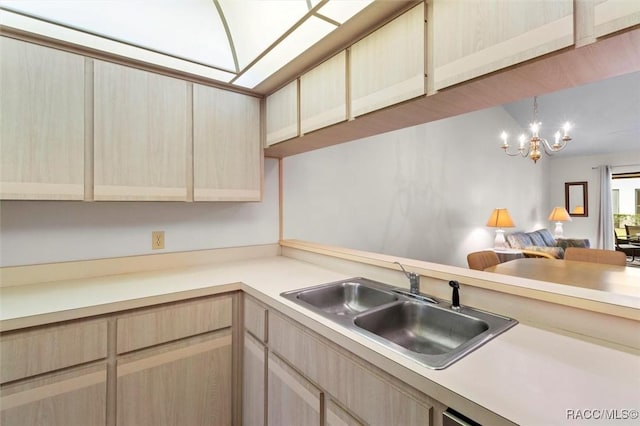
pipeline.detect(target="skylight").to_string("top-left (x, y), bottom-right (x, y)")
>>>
top-left (0, 0), bottom-right (374, 89)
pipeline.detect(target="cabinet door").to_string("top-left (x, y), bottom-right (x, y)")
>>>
top-left (270, 312), bottom-right (433, 426)
top-left (327, 399), bottom-right (364, 426)
top-left (193, 84), bottom-right (261, 201)
top-left (594, 0), bottom-right (640, 38)
top-left (94, 60), bottom-right (189, 201)
top-left (300, 51), bottom-right (347, 134)
top-left (266, 80), bottom-right (298, 146)
top-left (0, 364), bottom-right (106, 426)
top-left (268, 352), bottom-right (322, 426)
top-left (243, 333), bottom-right (266, 426)
top-left (433, 0), bottom-right (573, 90)
top-left (117, 332), bottom-right (232, 426)
top-left (0, 37), bottom-right (85, 200)
top-left (349, 3), bottom-right (425, 118)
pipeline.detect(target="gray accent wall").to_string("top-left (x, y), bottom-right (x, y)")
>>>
top-left (283, 106), bottom-right (550, 268)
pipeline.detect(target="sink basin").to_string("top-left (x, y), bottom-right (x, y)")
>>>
top-left (281, 278), bottom-right (517, 369)
top-left (292, 279), bottom-right (398, 316)
top-left (354, 301), bottom-right (489, 355)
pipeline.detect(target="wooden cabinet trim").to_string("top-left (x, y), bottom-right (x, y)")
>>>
top-left (0, 367), bottom-right (106, 411)
top-left (116, 295), bottom-right (232, 354)
top-left (0, 319), bottom-right (108, 383)
top-left (594, 0), bottom-right (640, 38)
top-left (244, 295), bottom-right (268, 342)
top-left (349, 3), bottom-right (425, 118)
top-left (117, 332), bottom-right (231, 377)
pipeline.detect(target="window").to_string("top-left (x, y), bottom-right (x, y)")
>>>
top-left (612, 172), bottom-right (640, 232)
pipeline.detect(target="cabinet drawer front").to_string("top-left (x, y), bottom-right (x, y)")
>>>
top-left (0, 319), bottom-right (107, 383)
top-left (117, 295), bottom-right (232, 354)
top-left (270, 312), bottom-right (432, 426)
top-left (244, 295), bottom-right (267, 342)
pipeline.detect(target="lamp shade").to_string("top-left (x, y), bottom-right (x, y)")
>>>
top-left (486, 208), bottom-right (515, 228)
top-left (548, 207), bottom-right (572, 222)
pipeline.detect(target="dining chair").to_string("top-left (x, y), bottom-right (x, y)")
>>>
top-left (467, 251), bottom-right (500, 271)
top-left (564, 247), bottom-right (627, 266)
top-left (615, 231), bottom-right (639, 261)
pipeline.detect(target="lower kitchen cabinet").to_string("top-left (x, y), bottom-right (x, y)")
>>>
top-left (241, 294), bottom-right (440, 426)
top-left (243, 332), bottom-right (266, 426)
top-left (268, 352), bottom-right (322, 426)
top-left (117, 331), bottom-right (232, 426)
top-left (0, 293), bottom-right (236, 426)
top-left (0, 364), bottom-right (107, 426)
top-left (326, 399), bottom-right (364, 426)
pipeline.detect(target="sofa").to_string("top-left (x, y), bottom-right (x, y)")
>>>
top-left (505, 228), bottom-right (590, 259)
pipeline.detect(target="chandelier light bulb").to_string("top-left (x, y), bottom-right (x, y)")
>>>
top-left (563, 122), bottom-right (571, 135)
top-left (500, 131), bottom-right (508, 146)
top-left (518, 134), bottom-right (526, 149)
top-left (530, 122), bottom-right (540, 137)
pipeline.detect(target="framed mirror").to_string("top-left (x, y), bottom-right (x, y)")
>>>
top-left (565, 181), bottom-right (588, 217)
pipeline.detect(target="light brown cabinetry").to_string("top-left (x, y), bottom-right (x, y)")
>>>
top-left (0, 37), bottom-right (86, 200)
top-left (117, 332), bottom-right (232, 426)
top-left (349, 3), bottom-right (425, 117)
top-left (268, 352), bottom-right (323, 426)
top-left (115, 295), bottom-right (234, 425)
top-left (593, 0), bottom-right (640, 38)
top-left (243, 333), bottom-right (266, 426)
top-left (93, 60), bottom-right (189, 201)
top-left (432, 0), bottom-right (574, 90)
top-left (1, 364), bottom-right (107, 426)
top-left (300, 51), bottom-right (347, 134)
top-left (0, 293), bottom-right (235, 426)
top-left (0, 318), bottom-right (108, 426)
top-left (193, 84), bottom-right (261, 201)
top-left (269, 311), bottom-right (435, 426)
top-left (242, 293), bottom-right (440, 426)
top-left (266, 80), bottom-right (298, 146)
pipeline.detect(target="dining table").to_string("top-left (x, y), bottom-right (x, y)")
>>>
top-left (484, 257), bottom-right (640, 297)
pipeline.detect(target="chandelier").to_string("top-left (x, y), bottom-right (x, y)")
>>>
top-left (500, 96), bottom-right (572, 163)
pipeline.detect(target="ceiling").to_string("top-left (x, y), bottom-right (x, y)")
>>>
top-left (0, 0), bottom-right (413, 93)
top-left (502, 71), bottom-right (640, 158)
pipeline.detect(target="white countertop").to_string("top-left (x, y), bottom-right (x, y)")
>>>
top-left (2, 255), bottom-right (639, 425)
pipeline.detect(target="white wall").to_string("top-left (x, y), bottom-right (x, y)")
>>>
top-left (0, 158), bottom-right (280, 267)
top-left (283, 106), bottom-right (550, 267)
top-left (547, 151), bottom-right (640, 247)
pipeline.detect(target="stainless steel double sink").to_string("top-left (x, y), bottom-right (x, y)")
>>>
top-left (281, 277), bottom-right (517, 369)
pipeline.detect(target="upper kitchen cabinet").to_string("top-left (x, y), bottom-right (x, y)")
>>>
top-left (300, 51), bottom-right (347, 134)
top-left (0, 37), bottom-right (85, 200)
top-left (593, 0), bottom-right (640, 39)
top-left (93, 60), bottom-right (189, 201)
top-left (433, 0), bottom-right (574, 90)
top-left (193, 84), bottom-right (261, 201)
top-left (266, 80), bottom-right (298, 146)
top-left (349, 3), bottom-right (425, 118)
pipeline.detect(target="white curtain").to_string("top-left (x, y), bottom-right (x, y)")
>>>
top-left (596, 165), bottom-right (614, 250)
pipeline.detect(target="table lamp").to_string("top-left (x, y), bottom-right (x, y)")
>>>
top-left (486, 208), bottom-right (515, 249)
top-left (548, 207), bottom-right (572, 238)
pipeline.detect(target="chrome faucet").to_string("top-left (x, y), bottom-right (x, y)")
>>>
top-left (394, 262), bottom-right (420, 295)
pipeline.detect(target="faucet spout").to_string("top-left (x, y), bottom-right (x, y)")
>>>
top-left (449, 280), bottom-right (461, 311)
top-left (394, 261), bottom-right (420, 294)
